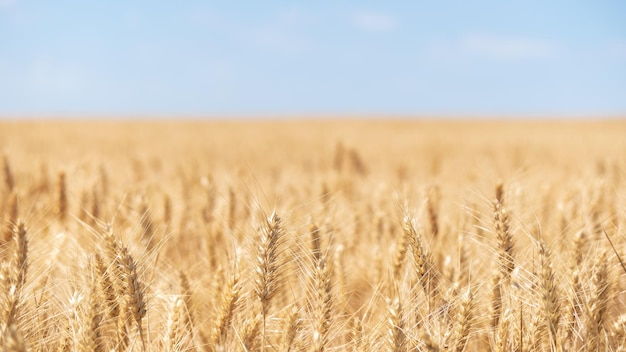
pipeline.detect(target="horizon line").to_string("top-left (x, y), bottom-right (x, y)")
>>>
top-left (1, 112), bottom-right (625, 121)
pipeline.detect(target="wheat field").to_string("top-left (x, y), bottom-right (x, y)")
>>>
top-left (0, 119), bottom-right (625, 351)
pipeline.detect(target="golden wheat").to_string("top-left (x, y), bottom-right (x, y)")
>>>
top-left (0, 119), bottom-right (624, 351)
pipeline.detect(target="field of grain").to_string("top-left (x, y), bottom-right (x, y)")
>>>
top-left (0, 119), bottom-right (625, 351)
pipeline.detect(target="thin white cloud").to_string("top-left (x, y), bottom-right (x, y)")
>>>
top-left (26, 60), bottom-right (84, 95)
top-left (120, 9), bottom-right (144, 28)
top-left (351, 11), bottom-right (397, 33)
top-left (0, 0), bottom-right (16, 8)
top-left (252, 28), bottom-right (308, 53)
top-left (187, 8), bottom-right (226, 28)
top-left (462, 34), bottom-right (556, 59)
top-left (429, 33), bottom-right (557, 61)
top-left (186, 6), bottom-right (314, 54)
top-left (249, 8), bottom-right (315, 54)
top-left (607, 40), bottom-right (626, 60)
top-left (274, 7), bottom-right (313, 26)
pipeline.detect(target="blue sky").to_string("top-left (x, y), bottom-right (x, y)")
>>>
top-left (1, 1), bottom-right (625, 116)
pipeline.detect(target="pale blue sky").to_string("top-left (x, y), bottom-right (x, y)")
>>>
top-left (1, 1), bottom-right (625, 116)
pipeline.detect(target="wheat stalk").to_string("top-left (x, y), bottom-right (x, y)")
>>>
top-left (312, 250), bottom-right (333, 352)
top-left (212, 269), bottom-right (240, 349)
top-left (386, 297), bottom-right (406, 352)
top-left (538, 239), bottom-right (561, 351)
top-left (254, 211), bottom-right (283, 349)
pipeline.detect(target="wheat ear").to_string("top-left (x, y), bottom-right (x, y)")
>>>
top-left (538, 239), bottom-right (561, 351)
top-left (254, 211), bottom-right (283, 349)
top-left (57, 171), bottom-right (67, 221)
top-left (163, 297), bottom-right (183, 351)
top-left (2, 323), bottom-right (26, 352)
top-left (351, 316), bottom-right (364, 352)
top-left (2, 221), bottom-right (28, 329)
top-left (2, 191), bottom-right (17, 245)
top-left (564, 231), bottom-right (586, 349)
top-left (212, 270), bottom-right (240, 348)
top-left (386, 297), bottom-right (406, 352)
top-left (584, 251), bottom-right (610, 352)
top-left (241, 314), bottom-right (262, 351)
top-left (392, 233), bottom-right (408, 282)
top-left (420, 328), bottom-right (441, 352)
top-left (494, 308), bottom-right (515, 352)
top-left (81, 272), bottom-right (105, 352)
top-left (312, 250), bottom-right (333, 352)
top-left (491, 183), bottom-right (514, 329)
top-left (452, 287), bottom-right (473, 352)
top-left (119, 246), bottom-right (147, 349)
top-left (402, 216), bottom-right (439, 304)
top-left (281, 305), bottom-right (301, 352)
top-left (2, 155), bottom-right (14, 192)
top-left (494, 183), bottom-right (515, 280)
top-left (94, 252), bottom-right (119, 323)
top-left (427, 186), bottom-right (440, 238)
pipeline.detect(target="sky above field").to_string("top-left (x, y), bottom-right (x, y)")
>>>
top-left (1, 1), bottom-right (625, 116)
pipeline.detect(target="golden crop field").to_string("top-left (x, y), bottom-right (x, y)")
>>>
top-left (0, 119), bottom-right (625, 351)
